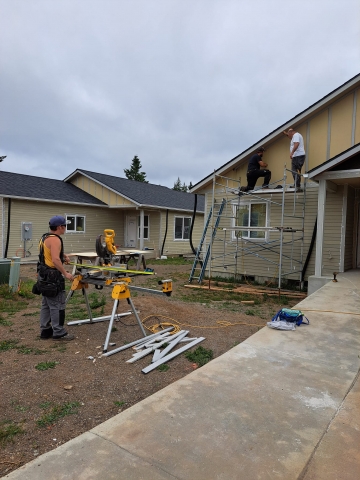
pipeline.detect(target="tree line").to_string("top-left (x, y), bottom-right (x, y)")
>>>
top-left (124, 156), bottom-right (193, 192)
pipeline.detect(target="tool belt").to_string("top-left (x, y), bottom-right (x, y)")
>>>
top-left (32, 264), bottom-right (65, 297)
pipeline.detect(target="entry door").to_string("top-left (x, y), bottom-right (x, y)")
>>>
top-left (126, 216), bottom-right (137, 248)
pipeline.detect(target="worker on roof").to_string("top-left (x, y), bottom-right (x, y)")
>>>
top-left (242, 147), bottom-right (271, 192)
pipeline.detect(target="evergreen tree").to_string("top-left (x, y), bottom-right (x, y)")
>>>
top-left (124, 156), bottom-right (148, 183)
top-left (188, 181), bottom-right (193, 191)
top-left (173, 177), bottom-right (188, 192)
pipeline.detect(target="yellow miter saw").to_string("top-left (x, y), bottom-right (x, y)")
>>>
top-left (95, 229), bottom-right (117, 265)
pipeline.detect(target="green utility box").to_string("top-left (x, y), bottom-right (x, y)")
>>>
top-left (0, 259), bottom-right (11, 284)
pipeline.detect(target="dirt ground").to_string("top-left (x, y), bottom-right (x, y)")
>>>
top-left (0, 261), bottom-right (301, 476)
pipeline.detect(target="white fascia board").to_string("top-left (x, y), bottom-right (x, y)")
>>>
top-left (315, 169), bottom-right (360, 181)
top-left (66, 170), bottom-right (140, 206)
top-left (192, 75), bottom-right (360, 192)
top-left (0, 195), bottom-right (106, 206)
top-left (308, 144), bottom-right (360, 178)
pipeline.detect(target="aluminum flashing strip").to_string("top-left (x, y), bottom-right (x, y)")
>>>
top-left (101, 327), bottom-right (173, 357)
top-left (142, 337), bottom-right (205, 374)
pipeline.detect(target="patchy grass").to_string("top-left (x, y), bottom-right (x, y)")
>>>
top-left (35, 361), bottom-right (58, 371)
top-left (157, 364), bottom-right (170, 372)
top-left (0, 339), bottom-right (19, 352)
top-left (0, 315), bottom-right (13, 326)
top-left (114, 401), bottom-right (126, 407)
top-left (65, 306), bottom-right (88, 321)
top-left (36, 402), bottom-right (81, 427)
top-left (146, 256), bottom-right (194, 266)
top-left (17, 345), bottom-right (46, 355)
top-left (88, 292), bottom-right (106, 309)
top-left (18, 280), bottom-right (37, 299)
top-left (185, 346), bottom-right (213, 367)
top-left (0, 421), bottom-right (24, 445)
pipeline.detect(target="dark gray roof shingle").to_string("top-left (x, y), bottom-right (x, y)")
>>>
top-left (0, 171), bottom-right (106, 205)
top-left (69, 169), bottom-right (205, 212)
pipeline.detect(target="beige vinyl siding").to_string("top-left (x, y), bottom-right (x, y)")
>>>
top-left (321, 187), bottom-right (344, 275)
top-left (70, 176), bottom-right (135, 206)
top-left (2, 199), bottom-right (123, 258)
top-left (344, 186), bottom-right (356, 270)
top-left (329, 94), bottom-right (353, 158)
top-left (159, 211), bottom-right (204, 256)
top-left (201, 186), bottom-right (318, 282)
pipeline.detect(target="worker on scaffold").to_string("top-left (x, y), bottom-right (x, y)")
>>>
top-left (283, 127), bottom-right (306, 192)
top-left (241, 146), bottom-right (271, 192)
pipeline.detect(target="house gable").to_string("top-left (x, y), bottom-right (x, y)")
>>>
top-left (68, 171), bottom-right (138, 207)
top-left (191, 73), bottom-right (360, 192)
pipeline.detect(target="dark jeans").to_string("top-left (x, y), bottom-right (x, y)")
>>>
top-left (292, 155), bottom-right (305, 188)
top-left (246, 169), bottom-right (271, 190)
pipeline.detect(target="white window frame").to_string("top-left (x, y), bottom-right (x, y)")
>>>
top-left (66, 214), bottom-right (86, 233)
top-left (174, 216), bottom-right (191, 241)
top-left (137, 215), bottom-right (149, 240)
top-left (232, 201), bottom-right (268, 241)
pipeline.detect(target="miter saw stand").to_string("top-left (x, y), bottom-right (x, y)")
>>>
top-left (66, 265), bottom-right (172, 354)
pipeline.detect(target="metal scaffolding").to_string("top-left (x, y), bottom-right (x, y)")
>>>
top-left (189, 165), bottom-right (307, 290)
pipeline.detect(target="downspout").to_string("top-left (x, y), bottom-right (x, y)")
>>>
top-left (301, 217), bottom-right (317, 283)
top-left (189, 194), bottom-right (197, 255)
top-left (4, 198), bottom-right (11, 258)
top-left (160, 209), bottom-right (169, 256)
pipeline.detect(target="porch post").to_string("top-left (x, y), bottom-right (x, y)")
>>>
top-left (339, 184), bottom-right (348, 273)
top-left (139, 209), bottom-right (144, 251)
top-left (315, 179), bottom-right (326, 276)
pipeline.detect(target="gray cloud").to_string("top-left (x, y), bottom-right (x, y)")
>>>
top-left (1, 0), bottom-right (359, 187)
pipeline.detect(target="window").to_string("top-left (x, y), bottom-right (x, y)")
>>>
top-left (175, 217), bottom-right (191, 240)
top-left (138, 215), bottom-right (149, 239)
top-left (234, 202), bottom-right (267, 240)
top-left (66, 215), bottom-right (85, 233)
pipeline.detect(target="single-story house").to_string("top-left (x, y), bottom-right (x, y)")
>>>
top-left (190, 73), bottom-right (360, 294)
top-left (0, 169), bottom-right (205, 260)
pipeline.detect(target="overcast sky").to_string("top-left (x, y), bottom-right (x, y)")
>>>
top-left (0, 0), bottom-right (359, 188)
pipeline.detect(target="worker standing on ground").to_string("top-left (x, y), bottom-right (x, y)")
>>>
top-left (243, 147), bottom-right (271, 192)
top-left (283, 127), bottom-right (306, 191)
top-left (38, 215), bottom-right (75, 341)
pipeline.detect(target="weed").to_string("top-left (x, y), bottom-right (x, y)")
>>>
top-left (0, 339), bottom-right (19, 351)
top-left (157, 364), bottom-right (170, 372)
top-left (36, 401), bottom-right (80, 427)
top-left (39, 401), bottom-right (52, 409)
top-left (35, 361), bottom-right (58, 371)
top-left (88, 292), bottom-right (106, 309)
top-left (245, 309), bottom-right (255, 316)
top-left (0, 421), bottom-right (24, 445)
top-left (111, 326), bottom-right (118, 332)
top-left (18, 280), bottom-right (37, 299)
top-left (17, 345), bottom-right (46, 355)
top-left (0, 316), bottom-right (13, 326)
top-left (185, 346), bottom-right (213, 367)
top-left (15, 405), bottom-right (28, 412)
top-left (114, 401), bottom-right (125, 407)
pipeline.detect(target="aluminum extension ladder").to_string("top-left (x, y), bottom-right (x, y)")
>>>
top-left (188, 199), bottom-right (226, 283)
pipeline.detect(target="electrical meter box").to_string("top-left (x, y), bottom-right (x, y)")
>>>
top-left (21, 222), bottom-right (33, 241)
